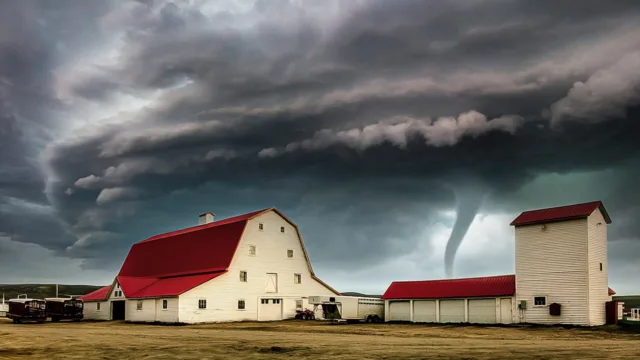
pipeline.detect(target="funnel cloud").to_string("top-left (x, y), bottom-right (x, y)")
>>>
top-left (444, 187), bottom-right (487, 278)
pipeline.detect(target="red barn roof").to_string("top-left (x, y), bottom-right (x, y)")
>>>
top-left (382, 274), bottom-right (516, 300)
top-left (79, 208), bottom-right (339, 301)
top-left (609, 287), bottom-right (616, 296)
top-left (79, 285), bottom-right (111, 301)
top-left (510, 201), bottom-right (611, 226)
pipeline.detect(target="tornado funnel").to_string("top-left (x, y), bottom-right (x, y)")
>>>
top-left (444, 188), bottom-right (485, 278)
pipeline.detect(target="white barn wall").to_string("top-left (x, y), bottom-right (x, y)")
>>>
top-left (82, 301), bottom-right (111, 320)
top-left (515, 219), bottom-right (590, 325)
top-left (155, 298), bottom-right (180, 323)
top-left (587, 209), bottom-right (608, 326)
top-left (179, 210), bottom-right (337, 323)
top-left (126, 299), bottom-right (156, 322)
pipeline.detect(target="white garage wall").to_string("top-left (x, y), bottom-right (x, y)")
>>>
top-left (385, 297), bottom-right (516, 324)
top-left (389, 301), bottom-right (411, 321)
top-left (440, 299), bottom-right (465, 323)
top-left (413, 300), bottom-right (437, 323)
top-left (468, 299), bottom-right (496, 324)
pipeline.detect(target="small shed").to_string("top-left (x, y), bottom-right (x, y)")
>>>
top-left (630, 309), bottom-right (640, 321)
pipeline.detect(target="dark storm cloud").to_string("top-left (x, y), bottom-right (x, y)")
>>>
top-left (2, 0), bottom-right (640, 288)
top-left (0, 0), bottom-right (118, 254)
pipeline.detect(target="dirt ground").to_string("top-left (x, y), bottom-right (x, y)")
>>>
top-left (1, 318), bottom-right (640, 360)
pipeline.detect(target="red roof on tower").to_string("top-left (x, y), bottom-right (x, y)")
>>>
top-left (510, 201), bottom-right (611, 226)
top-left (381, 274), bottom-right (516, 300)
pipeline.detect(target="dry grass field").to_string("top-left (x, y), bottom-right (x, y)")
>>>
top-left (1, 318), bottom-right (640, 360)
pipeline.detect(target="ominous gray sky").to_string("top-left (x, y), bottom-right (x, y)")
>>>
top-left (1, 0), bottom-right (640, 295)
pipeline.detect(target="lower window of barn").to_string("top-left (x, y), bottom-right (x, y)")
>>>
top-left (534, 296), bottom-right (547, 306)
top-left (198, 299), bottom-right (207, 309)
top-left (296, 300), bottom-right (303, 310)
top-left (137, 301), bottom-right (143, 310)
top-left (238, 300), bottom-right (246, 310)
top-left (97, 303), bottom-right (101, 311)
top-left (162, 299), bottom-right (168, 310)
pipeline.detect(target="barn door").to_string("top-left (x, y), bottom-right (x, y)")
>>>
top-left (265, 273), bottom-right (278, 293)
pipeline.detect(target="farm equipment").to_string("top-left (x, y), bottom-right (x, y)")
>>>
top-left (7, 295), bottom-right (47, 324)
top-left (295, 309), bottom-right (316, 320)
top-left (45, 296), bottom-right (84, 322)
top-left (308, 295), bottom-right (384, 323)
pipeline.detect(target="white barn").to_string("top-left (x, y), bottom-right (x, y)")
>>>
top-left (383, 201), bottom-right (616, 326)
top-left (79, 208), bottom-right (340, 323)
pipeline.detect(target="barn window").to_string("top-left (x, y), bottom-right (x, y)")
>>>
top-left (137, 301), bottom-right (143, 310)
top-left (296, 300), bottom-right (303, 309)
top-left (261, 299), bottom-right (268, 304)
top-left (287, 249), bottom-right (293, 258)
top-left (280, 226), bottom-right (285, 233)
top-left (97, 303), bottom-right (101, 311)
top-left (240, 271), bottom-right (247, 282)
top-left (238, 300), bottom-right (245, 310)
top-left (162, 300), bottom-right (168, 310)
top-left (273, 299), bottom-right (281, 304)
top-left (534, 296), bottom-right (547, 306)
top-left (198, 299), bottom-right (207, 309)
top-left (249, 245), bottom-right (256, 256)
top-left (258, 223), bottom-right (263, 230)
top-left (294, 273), bottom-right (301, 284)
top-left (600, 262), bottom-right (603, 271)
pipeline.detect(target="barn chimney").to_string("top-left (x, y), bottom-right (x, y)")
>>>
top-left (199, 212), bottom-right (215, 225)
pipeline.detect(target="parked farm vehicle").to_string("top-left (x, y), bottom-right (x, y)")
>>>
top-left (308, 295), bottom-right (384, 323)
top-left (7, 295), bottom-right (47, 324)
top-left (45, 297), bottom-right (84, 322)
top-left (295, 309), bottom-right (316, 320)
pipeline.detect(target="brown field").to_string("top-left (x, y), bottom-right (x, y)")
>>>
top-left (1, 318), bottom-right (640, 360)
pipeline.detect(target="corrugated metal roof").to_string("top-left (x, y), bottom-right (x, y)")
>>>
top-left (510, 201), bottom-right (611, 226)
top-left (381, 274), bottom-right (516, 300)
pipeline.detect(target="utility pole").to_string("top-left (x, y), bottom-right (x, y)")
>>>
top-left (56, 284), bottom-right (59, 297)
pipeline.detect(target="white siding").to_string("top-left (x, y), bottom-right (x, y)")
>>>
top-left (515, 219), bottom-right (590, 325)
top-left (83, 301), bottom-right (110, 320)
top-left (126, 299), bottom-right (156, 322)
top-left (178, 210), bottom-right (337, 323)
top-left (587, 209), bottom-right (608, 326)
top-left (155, 298), bottom-right (179, 323)
top-left (123, 298), bottom-right (178, 323)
